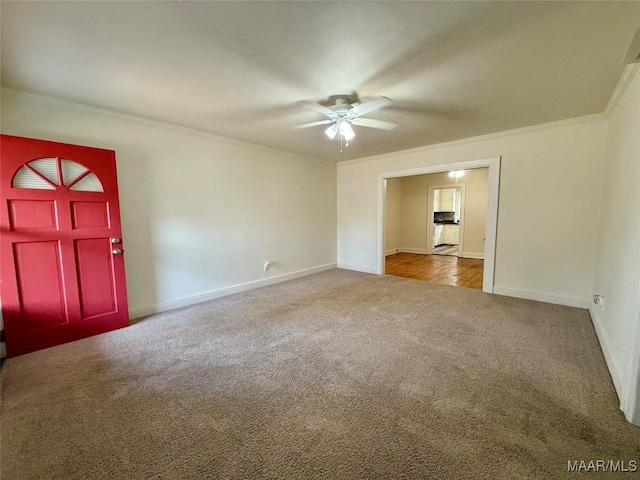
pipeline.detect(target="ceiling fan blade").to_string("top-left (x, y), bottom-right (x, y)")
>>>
top-left (294, 119), bottom-right (335, 129)
top-left (351, 117), bottom-right (397, 130)
top-left (350, 97), bottom-right (392, 117)
top-left (385, 102), bottom-right (460, 119)
top-left (297, 100), bottom-right (334, 116)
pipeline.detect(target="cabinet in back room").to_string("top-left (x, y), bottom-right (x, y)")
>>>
top-left (438, 188), bottom-right (456, 211)
top-left (443, 224), bottom-right (459, 245)
top-left (432, 224), bottom-right (444, 247)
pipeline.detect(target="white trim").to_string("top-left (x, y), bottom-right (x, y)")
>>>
top-left (602, 62), bottom-right (640, 425)
top-left (339, 115), bottom-right (603, 166)
top-left (588, 305), bottom-right (624, 401)
top-left (385, 249), bottom-right (399, 256)
top-left (484, 159), bottom-right (500, 293)
top-left (620, 256), bottom-right (640, 425)
top-left (4, 67), bottom-right (629, 170)
top-left (622, 308), bottom-right (640, 424)
top-left (623, 308), bottom-right (640, 425)
top-left (604, 64), bottom-right (639, 116)
top-left (337, 263), bottom-right (377, 274)
top-left (398, 248), bottom-right (427, 255)
top-left (377, 156), bottom-right (500, 294)
top-left (462, 252), bottom-right (484, 259)
top-left (129, 263), bottom-right (336, 319)
top-left (623, 27), bottom-right (640, 65)
top-left (493, 286), bottom-right (589, 309)
top-left (1, 87), bottom-right (334, 166)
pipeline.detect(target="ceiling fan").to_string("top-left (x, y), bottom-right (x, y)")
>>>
top-left (295, 96), bottom-right (397, 148)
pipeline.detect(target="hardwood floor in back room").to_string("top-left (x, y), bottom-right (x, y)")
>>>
top-left (385, 253), bottom-right (484, 290)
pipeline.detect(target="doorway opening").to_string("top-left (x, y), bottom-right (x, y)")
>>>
top-left (377, 157), bottom-right (500, 293)
top-left (428, 183), bottom-right (466, 258)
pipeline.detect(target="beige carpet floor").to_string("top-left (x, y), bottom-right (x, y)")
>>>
top-left (1, 269), bottom-right (639, 479)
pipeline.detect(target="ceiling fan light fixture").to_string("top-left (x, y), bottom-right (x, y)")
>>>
top-left (448, 170), bottom-right (466, 179)
top-left (339, 121), bottom-right (355, 141)
top-left (325, 123), bottom-right (339, 140)
top-left (299, 95), bottom-right (394, 149)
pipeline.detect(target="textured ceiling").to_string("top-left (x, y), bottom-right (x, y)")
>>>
top-left (1, 1), bottom-right (639, 161)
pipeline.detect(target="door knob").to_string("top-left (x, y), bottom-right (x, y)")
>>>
top-left (112, 248), bottom-right (123, 255)
top-left (111, 237), bottom-right (121, 244)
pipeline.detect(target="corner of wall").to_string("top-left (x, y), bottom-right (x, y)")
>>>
top-left (592, 62), bottom-right (640, 425)
top-left (588, 304), bottom-right (624, 401)
top-left (604, 64), bottom-right (640, 116)
top-left (336, 263), bottom-right (377, 275)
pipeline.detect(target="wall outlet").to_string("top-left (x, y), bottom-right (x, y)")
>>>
top-left (360, 253), bottom-right (366, 260)
top-left (263, 260), bottom-right (270, 271)
top-left (593, 293), bottom-right (605, 309)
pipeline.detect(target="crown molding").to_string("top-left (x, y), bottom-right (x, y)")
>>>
top-left (339, 64), bottom-right (637, 167)
top-left (604, 64), bottom-right (639, 117)
top-left (0, 86), bottom-right (336, 166)
top-left (338, 112), bottom-right (606, 166)
top-left (5, 63), bottom-right (632, 170)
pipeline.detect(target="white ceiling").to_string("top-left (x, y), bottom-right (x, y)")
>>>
top-left (1, 2), bottom-right (639, 162)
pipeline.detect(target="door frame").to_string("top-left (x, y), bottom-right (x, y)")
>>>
top-left (377, 156), bottom-right (501, 294)
top-left (426, 183), bottom-right (467, 257)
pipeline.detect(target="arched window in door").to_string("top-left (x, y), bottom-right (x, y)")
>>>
top-left (12, 157), bottom-right (104, 192)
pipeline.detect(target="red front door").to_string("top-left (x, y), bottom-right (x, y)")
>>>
top-left (1, 135), bottom-right (129, 357)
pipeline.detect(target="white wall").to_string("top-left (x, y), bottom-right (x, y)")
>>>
top-left (384, 178), bottom-right (402, 254)
top-left (590, 66), bottom-right (640, 424)
top-left (399, 175), bottom-right (429, 252)
top-left (338, 116), bottom-right (607, 306)
top-left (1, 88), bottom-right (337, 317)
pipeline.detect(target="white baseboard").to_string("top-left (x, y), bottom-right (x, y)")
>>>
top-left (588, 304), bottom-right (624, 402)
top-left (492, 286), bottom-right (589, 308)
top-left (399, 248), bottom-right (427, 255)
top-left (385, 249), bottom-right (399, 256)
top-left (129, 263), bottom-right (337, 319)
top-left (462, 251), bottom-right (484, 259)
top-left (337, 263), bottom-right (377, 274)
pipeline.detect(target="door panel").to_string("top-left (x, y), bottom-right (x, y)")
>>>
top-left (1, 134), bottom-right (129, 356)
top-left (75, 238), bottom-right (117, 319)
top-left (9, 200), bottom-right (59, 230)
top-left (14, 241), bottom-right (68, 329)
top-left (71, 201), bottom-right (110, 229)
